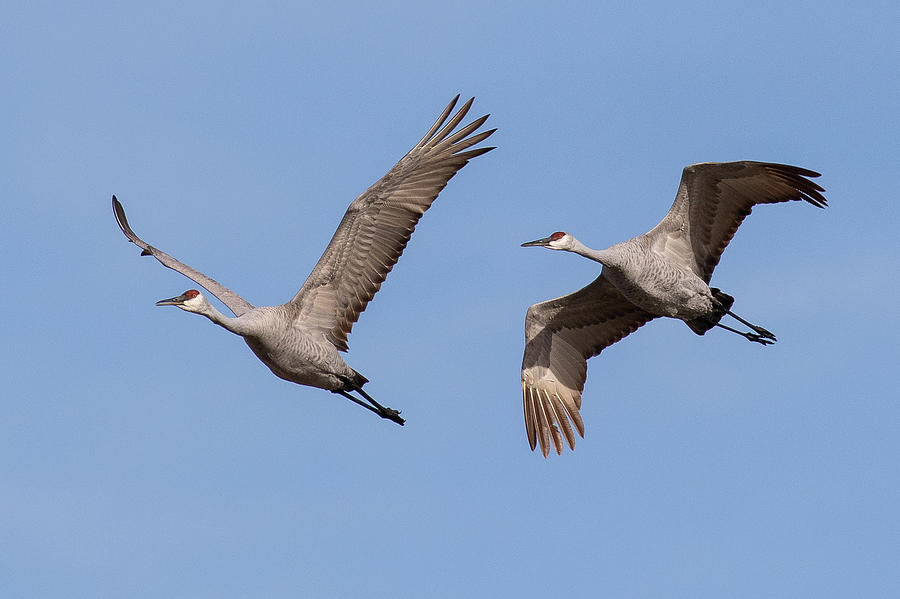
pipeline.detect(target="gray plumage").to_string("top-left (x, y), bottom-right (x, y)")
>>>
top-left (521, 161), bottom-right (827, 456)
top-left (114, 95), bottom-right (495, 425)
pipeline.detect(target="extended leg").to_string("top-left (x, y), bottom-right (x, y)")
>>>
top-left (715, 323), bottom-right (775, 345)
top-left (333, 389), bottom-right (405, 426)
top-left (725, 310), bottom-right (777, 341)
top-left (333, 389), bottom-right (384, 417)
top-left (354, 386), bottom-right (405, 426)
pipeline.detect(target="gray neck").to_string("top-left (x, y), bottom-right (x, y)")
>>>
top-left (194, 299), bottom-right (252, 336)
top-left (568, 237), bottom-right (618, 267)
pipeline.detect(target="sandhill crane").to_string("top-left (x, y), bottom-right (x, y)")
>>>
top-left (520, 161), bottom-right (827, 456)
top-left (113, 95), bottom-right (495, 425)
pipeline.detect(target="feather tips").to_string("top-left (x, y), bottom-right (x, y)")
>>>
top-left (648, 161), bottom-right (827, 282)
top-left (521, 275), bottom-right (655, 457)
top-left (290, 97), bottom-right (495, 346)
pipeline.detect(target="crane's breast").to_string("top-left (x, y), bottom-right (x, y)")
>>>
top-left (242, 329), bottom-right (351, 391)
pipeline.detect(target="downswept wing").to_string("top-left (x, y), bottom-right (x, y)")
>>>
top-left (112, 196), bottom-right (255, 317)
top-left (290, 96), bottom-right (496, 350)
top-left (646, 161), bottom-right (827, 282)
top-left (522, 274), bottom-right (656, 457)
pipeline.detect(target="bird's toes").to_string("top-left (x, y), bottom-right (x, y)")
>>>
top-left (747, 333), bottom-right (775, 346)
top-left (381, 408), bottom-right (405, 426)
top-left (753, 326), bottom-right (777, 340)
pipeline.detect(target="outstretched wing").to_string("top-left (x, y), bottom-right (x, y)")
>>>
top-left (522, 274), bottom-right (656, 457)
top-left (646, 161), bottom-right (827, 282)
top-left (112, 196), bottom-right (255, 317)
top-left (290, 95), bottom-right (496, 351)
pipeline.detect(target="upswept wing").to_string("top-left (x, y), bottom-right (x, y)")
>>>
top-left (290, 96), bottom-right (496, 351)
top-left (646, 161), bottom-right (827, 282)
top-left (112, 196), bottom-right (255, 316)
top-left (522, 274), bottom-right (656, 457)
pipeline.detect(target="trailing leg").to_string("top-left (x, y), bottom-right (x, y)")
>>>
top-left (332, 388), bottom-right (405, 426)
top-left (333, 389), bottom-right (384, 417)
top-left (704, 287), bottom-right (777, 344)
top-left (354, 385), bottom-right (405, 425)
top-left (715, 323), bottom-right (775, 345)
top-left (725, 309), bottom-right (776, 341)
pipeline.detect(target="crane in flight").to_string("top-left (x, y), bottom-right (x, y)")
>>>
top-left (114, 95), bottom-right (495, 425)
top-left (520, 161), bottom-right (826, 456)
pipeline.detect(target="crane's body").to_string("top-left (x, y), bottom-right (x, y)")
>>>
top-left (240, 307), bottom-right (369, 392)
top-left (588, 238), bottom-right (713, 319)
top-left (165, 297), bottom-right (360, 390)
top-left (521, 161), bottom-right (827, 456)
top-left (115, 96), bottom-right (495, 425)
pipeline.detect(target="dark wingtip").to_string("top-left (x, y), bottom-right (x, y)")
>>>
top-left (112, 195), bottom-right (132, 237)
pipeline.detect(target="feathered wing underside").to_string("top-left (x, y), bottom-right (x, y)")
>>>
top-left (646, 161), bottom-right (827, 282)
top-left (522, 274), bottom-right (656, 457)
top-left (290, 96), bottom-right (496, 350)
top-left (111, 196), bottom-right (255, 316)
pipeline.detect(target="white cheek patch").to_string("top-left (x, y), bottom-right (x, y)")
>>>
top-left (181, 296), bottom-right (205, 311)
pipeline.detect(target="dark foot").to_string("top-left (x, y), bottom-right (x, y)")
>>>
top-left (745, 332), bottom-right (775, 346)
top-left (716, 322), bottom-right (776, 346)
top-left (752, 325), bottom-right (777, 341)
top-left (380, 408), bottom-right (405, 426)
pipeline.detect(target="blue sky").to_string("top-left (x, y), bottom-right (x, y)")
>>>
top-left (2, 1), bottom-right (899, 597)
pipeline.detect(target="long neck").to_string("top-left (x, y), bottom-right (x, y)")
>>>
top-left (193, 299), bottom-right (251, 336)
top-left (567, 237), bottom-right (619, 268)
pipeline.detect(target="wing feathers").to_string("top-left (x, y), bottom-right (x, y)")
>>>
top-left (454, 146), bottom-right (496, 161)
top-left (548, 390), bottom-right (575, 454)
top-left (521, 275), bottom-right (655, 457)
top-left (428, 97), bottom-right (475, 146)
top-left (111, 196), bottom-right (255, 317)
top-left (291, 97), bottom-right (495, 348)
top-left (448, 126), bottom-right (495, 152)
top-left (413, 94), bottom-right (460, 147)
top-left (648, 161), bottom-right (827, 281)
top-left (523, 383), bottom-right (538, 451)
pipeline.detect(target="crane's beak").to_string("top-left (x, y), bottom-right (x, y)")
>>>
top-left (521, 236), bottom-right (553, 247)
top-left (155, 293), bottom-right (189, 307)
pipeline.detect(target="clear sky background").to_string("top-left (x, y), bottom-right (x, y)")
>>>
top-left (2, 2), bottom-right (898, 597)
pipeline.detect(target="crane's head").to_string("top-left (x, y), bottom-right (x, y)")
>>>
top-left (521, 231), bottom-right (574, 251)
top-left (155, 289), bottom-right (206, 312)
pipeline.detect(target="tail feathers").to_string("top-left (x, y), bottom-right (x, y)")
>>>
top-left (686, 288), bottom-right (735, 335)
